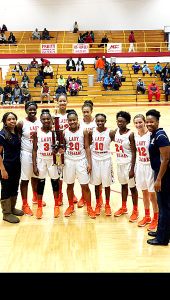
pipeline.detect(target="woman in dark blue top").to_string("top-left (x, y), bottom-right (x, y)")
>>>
top-left (146, 109), bottom-right (170, 246)
top-left (0, 112), bottom-right (24, 223)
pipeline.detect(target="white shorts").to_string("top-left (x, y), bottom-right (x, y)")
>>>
top-left (135, 162), bottom-right (155, 192)
top-left (21, 150), bottom-right (37, 180)
top-left (37, 157), bottom-right (59, 179)
top-left (117, 163), bottom-right (136, 188)
top-left (90, 157), bottom-right (114, 187)
top-left (63, 157), bottom-right (90, 185)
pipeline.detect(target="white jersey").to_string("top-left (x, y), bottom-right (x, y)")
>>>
top-left (91, 127), bottom-right (111, 160)
top-left (64, 127), bottom-right (86, 160)
top-left (21, 117), bottom-right (41, 152)
top-left (115, 128), bottom-right (133, 164)
top-left (37, 128), bottom-right (53, 159)
top-left (135, 130), bottom-right (151, 164)
top-left (53, 112), bottom-right (69, 130)
top-left (80, 117), bottom-right (96, 132)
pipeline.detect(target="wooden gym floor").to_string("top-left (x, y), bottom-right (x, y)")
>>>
top-left (0, 101), bottom-right (170, 273)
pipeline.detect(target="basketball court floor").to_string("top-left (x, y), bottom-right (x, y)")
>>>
top-left (0, 101), bottom-right (170, 272)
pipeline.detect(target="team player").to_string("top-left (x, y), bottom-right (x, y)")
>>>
top-left (89, 113), bottom-right (115, 216)
top-left (134, 114), bottom-right (158, 231)
top-left (52, 93), bottom-right (78, 205)
top-left (32, 109), bottom-right (60, 219)
top-left (59, 110), bottom-right (96, 219)
top-left (17, 101), bottom-right (42, 216)
top-left (114, 111), bottom-right (139, 222)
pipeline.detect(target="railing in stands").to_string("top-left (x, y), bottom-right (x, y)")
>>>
top-left (0, 42), bottom-right (168, 54)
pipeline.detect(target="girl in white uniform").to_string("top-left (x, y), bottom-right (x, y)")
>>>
top-left (114, 111), bottom-right (139, 222)
top-left (33, 109), bottom-right (60, 219)
top-left (89, 113), bottom-right (115, 216)
top-left (60, 110), bottom-right (96, 219)
top-left (134, 114), bottom-right (158, 231)
top-left (17, 101), bottom-right (42, 216)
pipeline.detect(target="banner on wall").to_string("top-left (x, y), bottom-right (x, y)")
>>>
top-left (73, 43), bottom-right (89, 54)
top-left (41, 44), bottom-right (56, 54)
top-left (107, 43), bottom-right (122, 53)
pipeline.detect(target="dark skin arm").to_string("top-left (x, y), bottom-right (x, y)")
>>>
top-left (0, 146), bottom-right (8, 179)
top-left (154, 145), bottom-right (170, 192)
top-left (84, 129), bottom-right (92, 174)
top-left (16, 120), bottom-right (24, 136)
top-left (129, 132), bottom-right (136, 179)
top-left (32, 131), bottom-right (39, 176)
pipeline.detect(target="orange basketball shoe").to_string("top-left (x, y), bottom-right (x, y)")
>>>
top-left (138, 216), bottom-right (151, 227)
top-left (36, 207), bottom-right (43, 219)
top-left (87, 206), bottom-right (96, 219)
top-left (64, 205), bottom-right (75, 217)
top-left (114, 206), bottom-right (128, 217)
top-left (129, 210), bottom-right (139, 222)
top-left (54, 206), bottom-right (60, 218)
top-left (22, 204), bottom-right (34, 216)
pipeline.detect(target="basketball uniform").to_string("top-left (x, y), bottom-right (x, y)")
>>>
top-left (36, 128), bottom-right (59, 179)
top-left (90, 127), bottom-right (114, 187)
top-left (63, 127), bottom-right (89, 184)
top-left (135, 130), bottom-right (154, 192)
top-left (52, 112), bottom-right (69, 130)
top-left (21, 117), bottom-right (41, 180)
top-left (115, 128), bottom-right (136, 187)
top-left (80, 117), bottom-right (96, 132)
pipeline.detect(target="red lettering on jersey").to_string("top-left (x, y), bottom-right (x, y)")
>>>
top-left (95, 136), bottom-right (105, 141)
top-left (69, 137), bottom-right (79, 141)
top-left (115, 138), bottom-right (123, 144)
top-left (30, 125), bottom-right (39, 131)
top-left (136, 141), bottom-right (146, 146)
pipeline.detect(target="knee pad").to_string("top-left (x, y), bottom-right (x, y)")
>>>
top-left (51, 178), bottom-right (59, 192)
top-left (37, 179), bottom-right (45, 195)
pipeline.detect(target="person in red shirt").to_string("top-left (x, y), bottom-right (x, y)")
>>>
top-left (95, 56), bottom-right (105, 82)
top-left (84, 33), bottom-right (93, 47)
top-left (28, 57), bottom-right (38, 70)
top-left (148, 81), bottom-right (161, 102)
top-left (128, 31), bottom-right (136, 53)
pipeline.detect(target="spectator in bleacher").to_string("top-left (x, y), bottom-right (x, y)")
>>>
top-left (8, 73), bottom-right (18, 85)
top-left (28, 57), bottom-right (38, 70)
top-left (66, 75), bottom-right (72, 91)
top-left (43, 62), bottom-right (53, 79)
top-left (132, 62), bottom-right (140, 74)
top-left (116, 65), bottom-right (123, 78)
top-left (142, 61), bottom-right (152, 76)
top-left (113, 74), bottom-right (122, 90)
top-left (41, 28), bottom-right (50, 40)
top-left (11, 83), bottom-right (22, 104)
top-left (148, 81), bottom-right (161, 102)
top-left (154, 62), bottom-right (162, 78)
top-left (136, 78), bottom-right (145, 94)
top-left (21, 72), bottom-right (29, 88)
top-left (8, 32), bottom-right (16, 44)
top-left (66, 57), bottom-right (76, 71)
top-left (95, 56), bottom-right (105, 82)
top-left (21, 85), bottom-right (31, 103)
top-left (69, 79), bottom-right (79, 96)
top-left (128, 30), bottom-right (136, 52)
top-left (165, 81), bottom-right (170, 102)
top-left (0, 86), bottom-right (4, 104)
top-left (161, 63), bottom-right (170, 81)
top-left (104, 58), bottom-right (110, 77)
top-left (32, 28), bottom-right (40, 40)
top-left (55, 85), bottom-right (67, 100)
top-left (110, 62), bottom-right (117, 77)
top-left (78, 33), bottom-right (84, 43)
top-left (12, 62), bottom-right (23, 76)
top-left (94, 56), bottom-right (99, 69)
top-left (2, 24), bottom-right (7, 32)
top-left (73, 22), bottom-right (79, 33)
top-left (34, 71), bottom-right (44, 87)
top-left (0, 33), bottom-right (6, 44)
top-left (90, 31), bottom-right (94, 42)
top-left (2, 83), bottom-right (12, 105)
top-left (41, 58), bottom-right (50, 66)
top-left (163, 73), bottom-right (170, 90)
top-left (40, 82), bottom-right (50, 104)
top-left (98, 34), bottom-right (109, 48)
top-left (84, 33), bottom-right (93, 46)
top-left (103, 74), bottom-right (114, 91)
top-left (76, 76), bottom-right (83, 91)
top-left (58, 75), bottom-right (65, 87)
top-left (76, 57), bottom-right (84, 71)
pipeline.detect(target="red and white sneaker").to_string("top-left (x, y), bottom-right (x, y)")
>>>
top-left (64, 205), bottom-right (75, 217)
top-left (129, 210), bottom-right (139, 222)
top-left (138, 216), bottom-right (151, 227)
top-left (36, 207), bottom-right (43, 219)
top-left (105, 204), bottom-right (112, 216)
top-left (22, 204), bottom-right (34, 216)
top-left (147, 218), bottom-right (158, 231)
top-left (87, 206), bottom-right (96, 219)
top-left (114, 207), bottom-right (128, 217)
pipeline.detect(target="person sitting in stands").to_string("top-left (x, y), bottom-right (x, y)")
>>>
top-left (11, 83), bottom-right (22, 104)
top-left (12, 62), bottom-right (23, 76)
top-left (132, 62), bottom-right (140, 74)
top-left (2, 24), bottom-right (7, 32)
top-left (136, 78), bottom-right (145, 94)
top-left (21, 85), bottom-right (31, 103)
top-left (21, 72), bottom-right (29, 88)
top-left (165, 81), bottom-right (170, 102)
top-left (7, 73), bottom-right (18, 85)
top-left (0, 33), bottom-right (6, 44)
top-left (28, 57), bottom-right (38, 70)
top-left (90, 31), bottom-right (94, 42)
top-left (32, 28), bottom-right (40, 40)
top-left (69, 79), bottom-right (79, 96)
top-left (84, 32), bottom-right (93, 47)
top-left (78, 33), bottom-right (84, 43)
top-left (73, 22), bottom-right (79, 33)
top-left (110, 62), bottom-right (117, 77)
top-left (41, 28), bottom-right (50, 40)
top-left (148, 81), bottom-right (161, 102)
top-left (163, 73), bottom-right (170, 90)
top-left (8, 32), bottom-right (16, 44)
top-left (40, 82), bottom-right (50, 104)
top-left (34, 71), bottom-right (44, 87)
top-left (154, 62), bottom-right (162, 78)
top-left (161, 63), bottom-right (170, 81)
top-left (116, 65), bottom-right (123, 78)
top-left (76, 57), bottom-right (84, 71)
top-left (66, 57), bottom-right (76, 71)
top-left (0, 86), bottom-right (4, 104)
top-left (98, 34), bottom-right (109, 48)
top-left (76, 76), bottom-right (83, 91)
top-left (2, 83), bottom-right (12, 105)
top-left (58, 75), bottom-right (65, 87)
top-left (66, 75), bottom-right (72, 91)
top-left (113, 74), bottom-right (122, 90)
top-left (43, 62), bottom-right (53, 79)
top-left (142, 61), bottom-right (152, 76)
top-left (55, 85), bottom-right (67, 100)
top-left (103, 74), bottom-right (114, 91)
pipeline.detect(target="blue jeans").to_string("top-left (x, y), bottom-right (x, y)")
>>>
top-left (97, 68), bottom-right (104, 82)
top-left (142, 67), bottom-right (151, 74)
top-left (12, 69), bottom-right (22, 76)
top-left (11, 95), bottom-right (22, 104)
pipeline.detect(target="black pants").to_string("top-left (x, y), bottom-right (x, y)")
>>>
top-left (154, 168), bottom-right (170, 244)
top-left (1, 161), bottom-right (21, 200)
